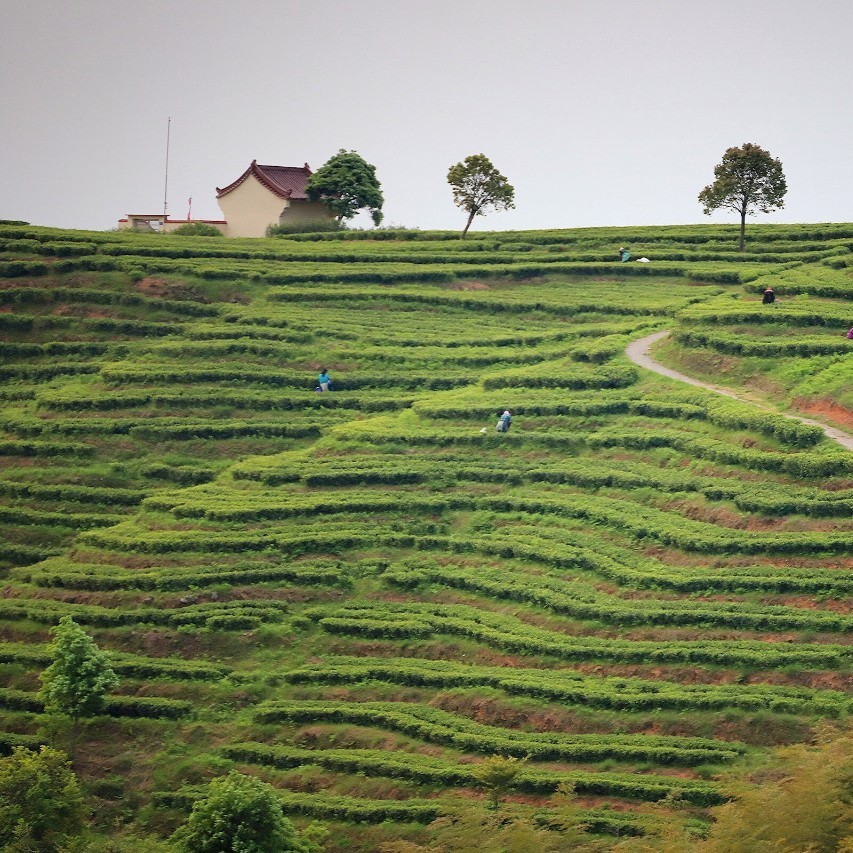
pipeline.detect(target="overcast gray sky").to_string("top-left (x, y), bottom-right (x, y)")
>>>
top-left (2, 0), bottom-right (851, 233)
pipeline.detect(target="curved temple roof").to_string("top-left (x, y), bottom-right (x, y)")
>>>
top-left (216, 160), bottom-right (313, 200)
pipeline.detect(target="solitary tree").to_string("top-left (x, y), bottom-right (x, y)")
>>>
top-left (698, 143), bottom-right (787, 251)
top-left (306, 149), bottom-right (384, 225)
top-left (447, 154), bottom-right (515, 238)
top-left (473, 755), bottom-right (527, 810)
top-left (172, 771), bottom-right (325, 853)
top-left (39, 616), bottom-right (118, 757)
top-left (0, 746), bottom-right (87, 851)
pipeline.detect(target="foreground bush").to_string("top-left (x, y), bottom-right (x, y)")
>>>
top-left (171, 222), bottom-right (223, 236)
top-left (171, 770), bottom-right (326, 852)
top-left (0, 746), bottom-right (86, 851)
top-left (612, 727), bottom-right (853, 852)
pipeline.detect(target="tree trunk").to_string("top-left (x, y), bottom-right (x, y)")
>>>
top-left (68, 718), bottom-right (77, 770)
top-left (461, 208), bottom-right (476, 239)
top-left (739, 208), bottom-right (746, 252)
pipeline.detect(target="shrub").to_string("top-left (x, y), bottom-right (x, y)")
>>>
top-left (170, 222), bottom-right (223, 237)
top-left (39, 616), bottom-right (119, 721)
top-left (0, 746), bottom-right (87, 850)
top-left (170, 771), bottom-right (318, 853)
top-left (266, 220), bottom-right (345, 236)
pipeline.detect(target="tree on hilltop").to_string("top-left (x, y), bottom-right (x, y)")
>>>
top-left (447, 154), bottom-right (515, 238)
top-left (698, 143), bottom-right (787, 251)
top-left (306, 149), bottom-right (384, 226)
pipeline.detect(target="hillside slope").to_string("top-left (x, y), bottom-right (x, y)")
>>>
top-left (0, 222), bottom-right (851, 850)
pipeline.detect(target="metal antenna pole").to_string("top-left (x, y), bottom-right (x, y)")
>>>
top-left (163, 116), bottom-right (171, 225)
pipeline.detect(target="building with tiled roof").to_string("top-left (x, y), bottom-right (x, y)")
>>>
top-left (215, 160), bottom-right (334, 237)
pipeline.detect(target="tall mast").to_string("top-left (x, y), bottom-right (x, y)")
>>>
top-left (163, 116), bottom-right (171, 223)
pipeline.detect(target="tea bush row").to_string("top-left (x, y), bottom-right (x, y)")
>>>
top-left (0, 686), bottom-right (193, 719)
top-left (676, 301), bottom-right (852, 327)
top-left (98, 364), bottom-right (470, 391)
top-left (14, 557), bottom-right (354, 592)
top-left (311, 602), bottom-right (851, 668)
top-left (77, 521), bottom-right (853, 596)
top-left (0, 439), bottom-right (92, 457)
top-left (0, 480), bottom-right (143, 506)
top-left (0, 363), bottom-right (101, 381)
top-left (268, 286), bottom-right (684, 317)
top-left (586, 429), bottom-right (850, 477)
top-left (283, 656), bottom-right (852, 716)
top-left (229, 452), bottom-right (852, 516)
top-left (0, 596), bottom-right (287, 631)
top-left (675, 329), bottom-right (851, 357)
top-left (224, 741), bottom-right (725, 804)
top-left (0, 341), bottom-right (123, 358)
top-left (0, 642), bottom-right (226, 680)
top-left (252, 700), bottom-right (742, 764)
top-left (34, 388), bottom-right (414, 414)
top-left (0, 506), bottom-right (123, 530)
top-left (156, 788), bottom-right (443, 825)
top-left (145, 488), bottom-right (853, 554)
top-left (0, 286), bottom-right (217, 316)
top-left (381, 561), bottom-right (853, 633)
top-left (0, 313), bottom-right (182, 337)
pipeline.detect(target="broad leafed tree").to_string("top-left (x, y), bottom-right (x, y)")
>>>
top-left (306, 149), bottom-right (384, 226)
top-left (447, 154), bottom-right (515, 237)
top-left (698, 143), bottom-right (787, 250)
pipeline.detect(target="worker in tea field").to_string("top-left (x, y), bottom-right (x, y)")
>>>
top-left (762, 286), bottom-right (776, 304)
top-left (846, 326), bottom-right (853, 340)
top-left (317, 368), bottom-right (332, 391)
top-left (618, 246), bottom-right (631, 262)
top-left (497, 410), bottom-right (512, 432)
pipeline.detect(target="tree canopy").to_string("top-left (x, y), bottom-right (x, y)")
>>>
top-left (39, 616), bottom-right (118, 721)
top-left (0, 746), bottom-right (87, 851)
top-left (306, 149), bottom-right (384, 225)
top-left (698, 143), bottom-right (787, 250)
top-left (172, 771), bottom-right (325, 853)
top-left (447, 154), bottom-right (515, 237)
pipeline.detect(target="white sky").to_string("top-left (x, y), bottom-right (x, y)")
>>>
top-left (1, 0), bottom-right (851, 233)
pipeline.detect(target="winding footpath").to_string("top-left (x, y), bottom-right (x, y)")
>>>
top-left (626, 331), bottom-right (853, 452)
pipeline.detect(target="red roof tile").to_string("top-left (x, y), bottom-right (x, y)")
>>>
top-left (216, 160), bottom-right (313, 200)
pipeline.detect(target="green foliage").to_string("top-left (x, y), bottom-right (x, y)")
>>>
top-left (0, 746), bottom-right (87, 851)
top-left (699, 143), bottom-right (787, 249)
top-left (266, 220), bottom-right (344, 236)
top-left (171, 771), bottom-right (320, 853)
top-left (1, 219), bottom-right (852, 848)
top-left (447, 154), bottom-right (516, 237)
top-left (284, 656), bottom-right (852, 717)
top-left (170, 222), bottom-right (223, 237)
top-left (379, 802), bottom-right (598, 852)
top-left (698, 727), bottom-right (853, 853)
top-left (473, 755), bottom-right (527, 808)
top-left (306, 149), bottom-right (384, 225)
top-left (250, 700), bottom-right (742, 766)
top-left (312, 601), bottom-right (850, 669)
top-left (38, 616), bottom-right (118, 721)
top-left (613, 727), bottom-right (853, 852)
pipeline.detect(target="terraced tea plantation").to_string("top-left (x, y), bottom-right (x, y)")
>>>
top-left (1, 221), bottom-right (851, 849)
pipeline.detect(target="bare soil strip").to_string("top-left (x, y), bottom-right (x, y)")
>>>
top-left (626, 331), bottom-right (853, 452)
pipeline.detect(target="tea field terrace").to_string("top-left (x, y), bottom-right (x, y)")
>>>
top-left (0, 221), bottom-right (852, 849)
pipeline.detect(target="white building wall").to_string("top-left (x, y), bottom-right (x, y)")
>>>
top-left (216, 174), bottom-right (288, 238)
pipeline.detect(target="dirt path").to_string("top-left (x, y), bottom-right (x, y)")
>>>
top-left (626, 331), bottom-right (853, 452)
